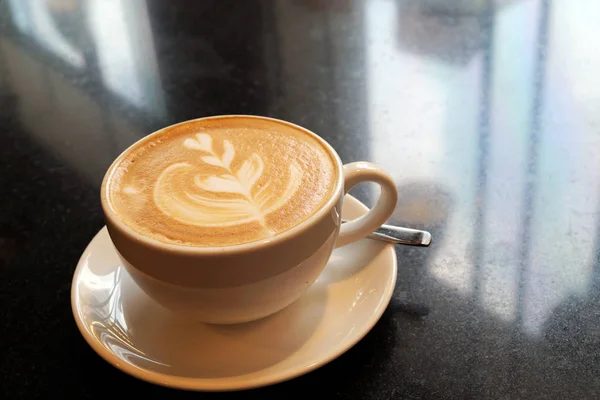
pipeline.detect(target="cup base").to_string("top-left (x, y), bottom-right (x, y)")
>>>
top-left (71, 195), bottom-right (397, 391)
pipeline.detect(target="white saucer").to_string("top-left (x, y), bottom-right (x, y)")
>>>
top-left (71, 195), bottom-right (397, 391)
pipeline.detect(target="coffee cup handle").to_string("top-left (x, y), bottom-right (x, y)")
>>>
top-left (335, 162), bottom-right (398, 248)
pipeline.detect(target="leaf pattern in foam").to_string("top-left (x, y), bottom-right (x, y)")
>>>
top-left (154, 133), bottom-right (303, 228)
top-left (236, 153), bottom-right (263, 190)
top-left (194, 174), bottom-right (246, 194)
top-left (196, 133), bottom-right (212, 151)
top-left (200, 156), bottom-right (223, 167)
top-left (222, 140), bottom-right (235, 168)
top-left (183, 133), bottom-right (213, 152)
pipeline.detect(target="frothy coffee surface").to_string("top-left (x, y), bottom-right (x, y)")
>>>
top-left (106, 117), bottom-right (338, 247)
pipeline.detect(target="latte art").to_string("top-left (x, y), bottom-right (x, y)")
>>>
top-left (153, 133), bottom-right (302, 229)
top-left (106, 116), bottom-right (338, 247)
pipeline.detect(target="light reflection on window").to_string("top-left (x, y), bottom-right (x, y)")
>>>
top-left (519, 0), bottom-right (600, 336)
top-left (7, 0), bottom-right (85, 68)
top-left (365, 0), bottom-right (477, 296)
top-left (365, 0), bottom-right (600, 335)
top-left (6, 0), bottom-right (166, 116)
top-left (86, 0), bottom-right (165, 117)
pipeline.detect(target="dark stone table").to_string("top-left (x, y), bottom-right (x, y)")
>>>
top-left (2, 0), bottom-right (599, 398)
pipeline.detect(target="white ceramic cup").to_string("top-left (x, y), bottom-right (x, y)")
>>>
top-left (101, 115), bottom-right (398, 324)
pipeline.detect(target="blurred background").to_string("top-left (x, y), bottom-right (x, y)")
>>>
top-left (2, 0), bottom-right (600, 398)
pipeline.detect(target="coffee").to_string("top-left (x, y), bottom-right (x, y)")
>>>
top-left (105, 116), bottom-right (338, 247)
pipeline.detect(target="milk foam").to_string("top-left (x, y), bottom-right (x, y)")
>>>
top-left (107, 117), bottom-right (337, 247)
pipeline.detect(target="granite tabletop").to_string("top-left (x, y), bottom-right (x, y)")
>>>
top-left (2, 0), bottom-right (600, 398)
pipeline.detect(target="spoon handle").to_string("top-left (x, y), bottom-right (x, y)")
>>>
top-left (343, 220), bottom-right (432, 247)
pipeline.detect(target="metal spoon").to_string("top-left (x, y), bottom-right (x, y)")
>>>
top-left (342, 219), bottom-right (432, 247)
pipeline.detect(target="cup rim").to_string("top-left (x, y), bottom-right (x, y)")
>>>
top-left (100, 114), bottom-right (344, 255)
